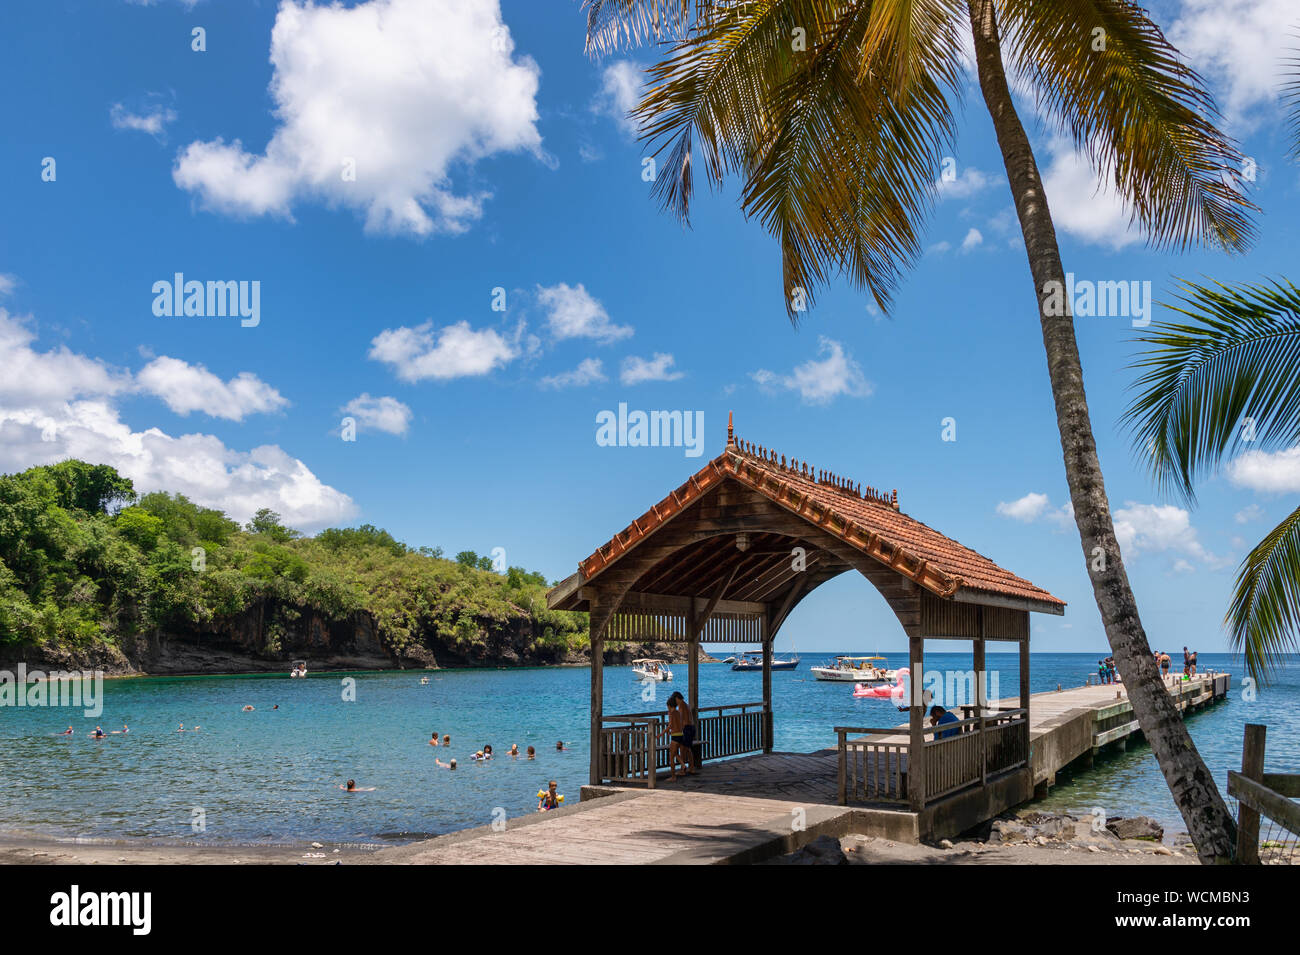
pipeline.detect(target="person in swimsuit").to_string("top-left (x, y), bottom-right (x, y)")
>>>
top-left (91, 726), bottom-right (106, 738)
top-left (429, 732), bottom-right (440, 746)
top-left (483, 744), bottom-right (493, 760)
top-left (442, 734), bottom-right (450, 746)
top-left (507, 744), bottom-right (519, 757)
top-left (526, 745), bottom-right (535, 759)
top-left (556, 741), bottom-right (567, 751)
top-left (538, 780), bottom-right (561, 811)
top-left (58, 726), bottom-right (73, 736)
top-left (435, 758), bottom-right (456, 770)
top-left (1189, 650), bottom-right (1198, 676)
top-left (1159, 651), bottom-right (1171, 679)
top-left (671, 691), bottom-right (697, 775)
top-left (1183, 646), bottom-right (1191, 676)
top-left (340, 779), bottom-right (376, 791)
top-left (662, 696), bottom-right (687, 780)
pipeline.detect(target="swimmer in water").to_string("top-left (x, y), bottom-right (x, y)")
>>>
top-left (340, 779), bottom-right (376, 792)
top-left (112, 725), bottom-right (128, 734)
top-left (538, 780), bottom-right (561, 812)
top-left (442, 734), bottom-right (450, 746)
top-left (178, 723), bottom-right (185, 732)
top-left (435, 758), bottom-right (456, 770)
top-left (242, 705), bottom-right (255, 711)
top-left (526, 745), bottom-right (535, 759)
top-left (507, 744), bottom-right (519, 757)
top-left (90, 726), bottom-right (106, 738)
top-left (483, 744), bottom-right (493, 759)
top-left (429, 732), bottom-right (440, 746)
top-left (57, 726), bottom-right (73, 736)
top-left (556, 740), bottom-right (568, 751)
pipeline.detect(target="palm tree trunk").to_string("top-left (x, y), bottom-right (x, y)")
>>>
top-left (965, 0), bottom-right (1236, 863)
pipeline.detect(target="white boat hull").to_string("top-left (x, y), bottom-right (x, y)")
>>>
top-left (811, 667), bottom-right (895, 683)
top-left (634, 669), bottom-right (673, 682)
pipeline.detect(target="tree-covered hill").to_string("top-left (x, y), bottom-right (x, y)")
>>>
top-left (0, 460), bottom-right (595, 672)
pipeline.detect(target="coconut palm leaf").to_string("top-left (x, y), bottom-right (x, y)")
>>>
top-left (998, 0), bottom-right (1256, 252)
top-left (1122, 278), bottom-right (1300, 503)
top-left (1285, 39), bottom-right (1300, 160)
top-left (633, 0), bottom-right (959, 315)
top-left (1229, 504), bottom-right (1300, 684)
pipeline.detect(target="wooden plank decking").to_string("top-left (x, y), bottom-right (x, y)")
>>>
top-left (371, 673), bottom-right (1228, 864)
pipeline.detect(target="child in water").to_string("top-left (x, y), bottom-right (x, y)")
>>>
top-left (537, 781), bottom-right (561, 812)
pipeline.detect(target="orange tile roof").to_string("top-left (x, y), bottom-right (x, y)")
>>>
top-left (573, 419), bottom-right (1065, 614)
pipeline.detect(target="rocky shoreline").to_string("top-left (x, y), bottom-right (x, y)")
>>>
top-left (772, 808), bottom-right (1200, 865)
top-left (2, 610), bottom-right (713, 678)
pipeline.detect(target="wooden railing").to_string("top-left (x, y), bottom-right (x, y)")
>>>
top-left (1229, 723), bottom-right (1300, 864)
top-left (836, 709), bottom-right (1029, 807)
top-left (599, 701), bottom-right (768, 786)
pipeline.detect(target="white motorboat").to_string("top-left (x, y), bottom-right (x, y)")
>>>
top-left (811, 655), bottom-right (895, 683)
top-left (631, 658), bottom-right (673, 682)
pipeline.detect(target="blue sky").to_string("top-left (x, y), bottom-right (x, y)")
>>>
top-left (1, 0), bottom-right (1297, 654)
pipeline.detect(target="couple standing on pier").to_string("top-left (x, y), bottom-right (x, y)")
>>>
top-left (663, 692), bottom-right (697, 780)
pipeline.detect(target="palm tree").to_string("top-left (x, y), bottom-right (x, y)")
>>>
top-left (1124, 278), bottom-right (1300, 685)
top-left (582, 0), bottom-right (1256, 862)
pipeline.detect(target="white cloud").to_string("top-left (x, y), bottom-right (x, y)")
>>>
top-left (621, 353), bottom-right (684, 385)
top-left (340, 393), bottom-right (412, 435)
top-left (961, 227), bottom-right (984, 252)
top-left (996, 492), bottom-right (1050, 522)
top-left (1235, 503), bottom-right (1264, 524)
top-left (0, 311), bottom-right (133, 405)
top-left (996, 491), bottom-right (1073, 529)
top-left (1112, 501), bottom-right (1214, 563)
top-left (751, 337), bottom-right (872, 405)
top-left (1227, 447), bottom-right (1300, 494)
top-left (927, 240), bottom-right (952, 255)
top-left (173, 0), bottom-right (545, 236)
top-left (368, 320), bottom-right (517, 382)
top-left (136, 356), bottom-right (288, 421)
top-left (536, 283), bottom-right (632, 343)
top-left (593, 60), bottom-right (644, 136)
top-left (1169, 0), bottom-right (1298, 128)
top-left (110, 103), bottom-right (177, 139)
top-left (0, 309), bottom-right (352, 530)
top-left (1172, 558), bottom-right (1196, 575)
top-left (936, 166), bottom-right (993, 200)
top-left (0, 274), bottom-right (16, 297)
top-left (1040, 138), bottom-right (1142, 250)
top-left (540, 357), bottom-right (607, 389)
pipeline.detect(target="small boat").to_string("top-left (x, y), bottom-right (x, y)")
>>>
top-left (289, 660), bottom-right (308, 678)
top-left (811, 655), bottom-right (895, 683)
top-left (730, 650), bottom-right (801, 671)
top-left (419, 676), bottom-right (430, 685)
top-left (631, 658), bottom-right (673, 682)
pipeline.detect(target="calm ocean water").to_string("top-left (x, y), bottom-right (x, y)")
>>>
top-left (0, 652), bottom-right (1294, 846)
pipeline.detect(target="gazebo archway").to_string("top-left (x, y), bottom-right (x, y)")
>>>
top-left (548, 416), bottom-right (1065, 810)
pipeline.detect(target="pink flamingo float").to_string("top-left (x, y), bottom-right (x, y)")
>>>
top-left (852, 667), bottom-right (908, 700)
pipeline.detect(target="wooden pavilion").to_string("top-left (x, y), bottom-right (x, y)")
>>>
top-left (547, 415), bottom-right (1065, 813)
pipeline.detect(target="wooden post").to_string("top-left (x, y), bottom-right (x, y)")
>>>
top-left (908, 634), bottom-right (925, 811)
top-left (975, 609), bottom-right (987, 785)
top-left (1019, 633), bottom-right (1030, 712)
top-left (1237, 723), bottom-right (1266, 865)
top-left (687, 600), bottom-right (700, 772)
top-left (762, 615), bottom-right (774, 754)
top-left (588, 592), bottom-right (606, 787)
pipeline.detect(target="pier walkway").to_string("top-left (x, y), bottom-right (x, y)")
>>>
top-left (371, 672), bottom-right (1229, 864)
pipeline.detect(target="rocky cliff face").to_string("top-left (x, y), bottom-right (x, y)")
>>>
top-left (3, 604), bottom-right (707, 676)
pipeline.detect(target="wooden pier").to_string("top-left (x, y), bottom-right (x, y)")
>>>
top-left (371, 672), bottom-right (1229, 865)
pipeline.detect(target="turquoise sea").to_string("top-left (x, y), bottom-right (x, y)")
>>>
top-left (0, 652), bottom-right (1294, 847)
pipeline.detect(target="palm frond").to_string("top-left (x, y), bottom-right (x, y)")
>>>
top-left (1229, 504), bottom-right (1300, 685)
top-left (858, 0), bottom-right (965, 102)
top-left (582, 0), bottom-right (704, 55)
top-left (1000, 0), bottom-right (1257, 252)
top-left (635, 0), bottom-right (959, 316)
top-left (1284, 37), bottom-right (1300, 161)
top-left (1121, 277), bottom-right (1300, 502)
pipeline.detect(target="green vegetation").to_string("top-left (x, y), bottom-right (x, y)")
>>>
top-left (0, 460), bottom-right (588, 659)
